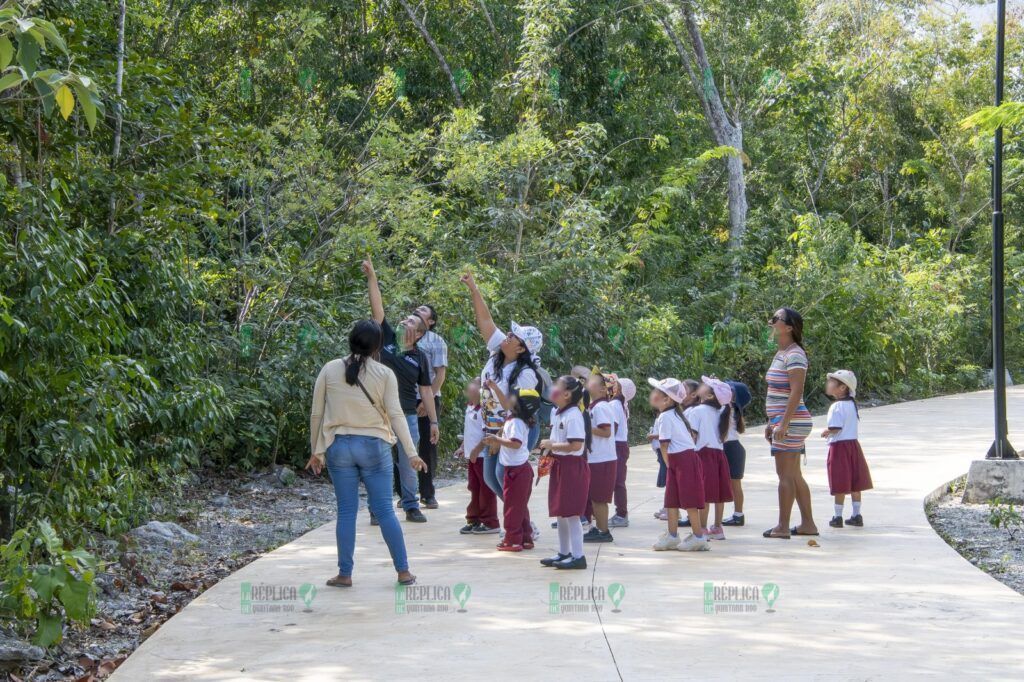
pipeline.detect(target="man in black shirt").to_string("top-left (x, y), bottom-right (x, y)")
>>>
top-left (362, 260), bottom-right (438, 523)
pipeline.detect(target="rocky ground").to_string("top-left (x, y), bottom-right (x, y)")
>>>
top-left (927, 476), bottom-right (1024, 596)
top-left (6, 464), bottom-right (460, 681)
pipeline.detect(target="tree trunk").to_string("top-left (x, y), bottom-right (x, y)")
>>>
top-left (397, 0), bottom-right (465, 107)
top-left (108, 0), bottom-right (126, 234)
top-left (661, 3), bottom-right (748, 248)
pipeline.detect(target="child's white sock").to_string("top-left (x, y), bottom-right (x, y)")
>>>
top-left (733, 511), bottom-right (744, 518)
top-left (852, 501), bottom-right (862, 516)
top-left (557, 517), bottom-right (570, 555)
top-left (834, 503), bottom-right (843, 517)
top-left (569, 517), bottom-right (584, 558)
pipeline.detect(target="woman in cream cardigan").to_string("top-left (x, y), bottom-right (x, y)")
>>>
top-left (307, 320), bottom-right (427, 587)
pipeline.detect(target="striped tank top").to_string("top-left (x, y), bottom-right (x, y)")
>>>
top-left (765, 344), bottom-right (812, 453)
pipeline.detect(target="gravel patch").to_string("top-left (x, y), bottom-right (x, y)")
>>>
top-left (927, 476), bottom-right (1024, 596)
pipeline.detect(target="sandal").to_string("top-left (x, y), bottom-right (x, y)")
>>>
top-left (789, 526), bottom-right (820, 536)
top-left (397, 574), bottom-right (417, 586)
top-left (326, 575), bottom-right (353, 588)
top-left (762, 528), bottom-right (791, 539)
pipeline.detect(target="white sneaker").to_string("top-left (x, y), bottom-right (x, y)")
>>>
top-left (707, 526), bottom-right (726, 541)
top-left (654, 508), bottom-right (668, 521)
top-left (530, 521), bottom-right (540, 541)
top-left (652, 532), bottom-right (681, 551)
top-left (609, 515), bottom-right (629, 528)
top-left (678, 534), bottom-right (710, 552)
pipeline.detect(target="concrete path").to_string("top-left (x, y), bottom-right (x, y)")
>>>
top-left (113, 388), bottom-right (1024, 681)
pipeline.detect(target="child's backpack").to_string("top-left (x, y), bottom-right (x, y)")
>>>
top-left (536, 365), bottom-right (554, 427)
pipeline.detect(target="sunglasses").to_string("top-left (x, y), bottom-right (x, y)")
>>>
top-left (769, 314), bottom-right (790, 325)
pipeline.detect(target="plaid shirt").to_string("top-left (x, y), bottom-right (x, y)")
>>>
top-left (417, 330), bottom-right (448, 385)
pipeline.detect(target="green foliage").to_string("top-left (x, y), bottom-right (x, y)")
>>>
top-left (0, 0), bottom-right (1019, 620)
top-left (987, 497), bottom-right (1023, 541)
top-left (0, 520), bottom-right (97, 646)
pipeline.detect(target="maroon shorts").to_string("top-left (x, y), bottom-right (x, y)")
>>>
top-left (827, 440), bottom-right (873, 495)
top-left (696, 447), bottom-right (734, 503)
top-left (548, 455), bottom-right (590, 517)
top-left (664, 450), bottom-right (705, 510)
top-left (588, 460), bottom-right (616, 504)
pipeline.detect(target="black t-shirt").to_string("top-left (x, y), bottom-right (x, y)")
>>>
top-left (381, 318), bottom-right (431, 415)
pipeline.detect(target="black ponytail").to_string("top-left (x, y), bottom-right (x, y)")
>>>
top-left (733, 404), bottom-right (746, 434)
top-left (672, 404), bottom-right (696, 440)
top-left (346, 319), bottom-right (383, 386)
top-left (702, 395), bottom-right (731, 442)
top-left (781, 307), bottom-right (804, 350)
top-left (839, 395), bottom-right (860, 419)
top-left (559, 375), bottom-right (592, 456)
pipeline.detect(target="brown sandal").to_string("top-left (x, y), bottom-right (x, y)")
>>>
top-left (326, 575), bottom-right (352, 588)
top-left (397, 574), bottom-right (417, 586)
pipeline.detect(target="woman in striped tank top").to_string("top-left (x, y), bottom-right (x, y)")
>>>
top-left (763, 308), bottom-right (819, 539)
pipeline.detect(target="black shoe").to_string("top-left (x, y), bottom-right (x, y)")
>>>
top-left (829, 515), bottom-right (843, 528)
top-left (406, 509), bottom-right (427, 523)
top-left (583, 528), bottom-right (613, 543)
top-left (554, 555), bottom-right (588, 570)
top-left (471, 523), bottom-right (500, 534)
top-left (460, 523), bottom-right (477, 534)
top-left (722, 514), bottom-right (745, 527)
top-left (678, 517), bottom-right (691, 527)
top-left (422, 497), bottom-right (439, 509)
top-left (370, 514), bottom-right (379, 527)
top-left (551, 520), bottom-right (558, 529)
top-left (845, 514), bottom-right (863, 527)
top-left (540, 552), bottom-right (571, 567)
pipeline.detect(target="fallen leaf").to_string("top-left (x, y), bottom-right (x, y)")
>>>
top-left (170, 580), bottom-right (195, 592)
top-left (150, 592), bottom-right (168, 604)
top-left (141, 623), bottom-right (160, 639)
top-left (807, 539), bottom-right (820, 547)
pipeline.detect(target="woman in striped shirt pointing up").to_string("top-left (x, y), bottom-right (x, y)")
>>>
top-left (763, 308), bottom-right (819, 539)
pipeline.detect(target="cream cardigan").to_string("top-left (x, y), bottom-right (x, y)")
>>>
top-left (309, 357), bottom-right (417, 461)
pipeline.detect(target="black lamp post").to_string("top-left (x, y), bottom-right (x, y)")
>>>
top-left (988, 0), bottom-right (1018, 460)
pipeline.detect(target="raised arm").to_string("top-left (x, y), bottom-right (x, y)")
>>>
top-left (460, 271), bottom-right (498, 341)
top-left (362, 259), bottom-right (385, 324)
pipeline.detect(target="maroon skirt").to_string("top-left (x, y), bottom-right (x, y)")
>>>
top-left (696, 447), bottom-right (734, 503)
top-left (548, 455), bottom-right (590, 517)
top-left (588, 460), bottom-right (616, 504)
top-left (827, 440), bottom-right (873, 495)
top-left (665, 450), bottom-right (705, 510)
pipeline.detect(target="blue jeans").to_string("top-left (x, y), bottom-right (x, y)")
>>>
top-left (326, 435), bottom-right (409, 576)
top-left (482, 446), bottom-right (504, 501)
top-left (394, 414), bottom-right (420, 511)
top-left (482, 422), bottom-right (541, 501)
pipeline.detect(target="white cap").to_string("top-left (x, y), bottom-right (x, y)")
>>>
top-left (510, 322), bottom-right (543, 356)
top-left (618, 377), bottom-right (637, 402)
top-left (827, 369), bottom-right (857, 398)
top-left (647, 377), bottom-right (687, 404)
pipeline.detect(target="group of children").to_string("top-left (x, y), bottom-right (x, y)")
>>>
top-left (454, 365), bottom-right (873, 567)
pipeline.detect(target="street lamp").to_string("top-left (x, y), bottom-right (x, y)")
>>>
top-left (988, 0), bottom-right (1018, 460)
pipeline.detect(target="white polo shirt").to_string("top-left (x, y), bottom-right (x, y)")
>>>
top-left (462, 404), bottom-right (484, 458)
top-left (550, 406), bottom-right (587, 456)
top-left (499, 417), bottom-right (531, 466)
top-left (654, 408), bottom-right (696, 453)
top-left (826, 400), bottom-right (859, 443)
top-left (588, 399), bottom-right (617, 464)
top-left (684, 404), bottom-right (724, 450)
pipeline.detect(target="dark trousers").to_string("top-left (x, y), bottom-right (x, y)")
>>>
top-left (614, 442), bottom-right (629, 518)
top-left (417, 396), bottom-right (441, 500)
top-left (466, 458), bottom-right (499, 527)
top-left (502, 463), bottom-right (534, 545)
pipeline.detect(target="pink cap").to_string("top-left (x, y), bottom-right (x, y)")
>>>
top-left (701, 376), bottom-right (733, 406)
top-left (648, 377), bottom-right (687, 404)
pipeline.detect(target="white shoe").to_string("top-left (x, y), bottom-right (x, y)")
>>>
top-left (678, 534), bottom-right (710, 552)
top-left (652, 532), bottom-right (681, 551)
top-left (653, 508), bottom-right (667, 520)
top-left (707, 526), bottom-right (726, 541)
top-left (609, 515), bottom-right (629, 528)
top-left (530, 521), bottom-right (540, 541)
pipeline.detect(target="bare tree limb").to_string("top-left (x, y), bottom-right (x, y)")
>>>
top-left (397, 0), bottom-right (465, 107)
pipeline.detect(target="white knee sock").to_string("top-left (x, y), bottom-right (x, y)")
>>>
top-left (852, 501), bottom-right (861, 516)
top-left (557, 517), bottom-right (570, 555)
top-left (834, 503), bottom-right (843, 517)
top-left (569, 517), bottom-right (584, 558)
